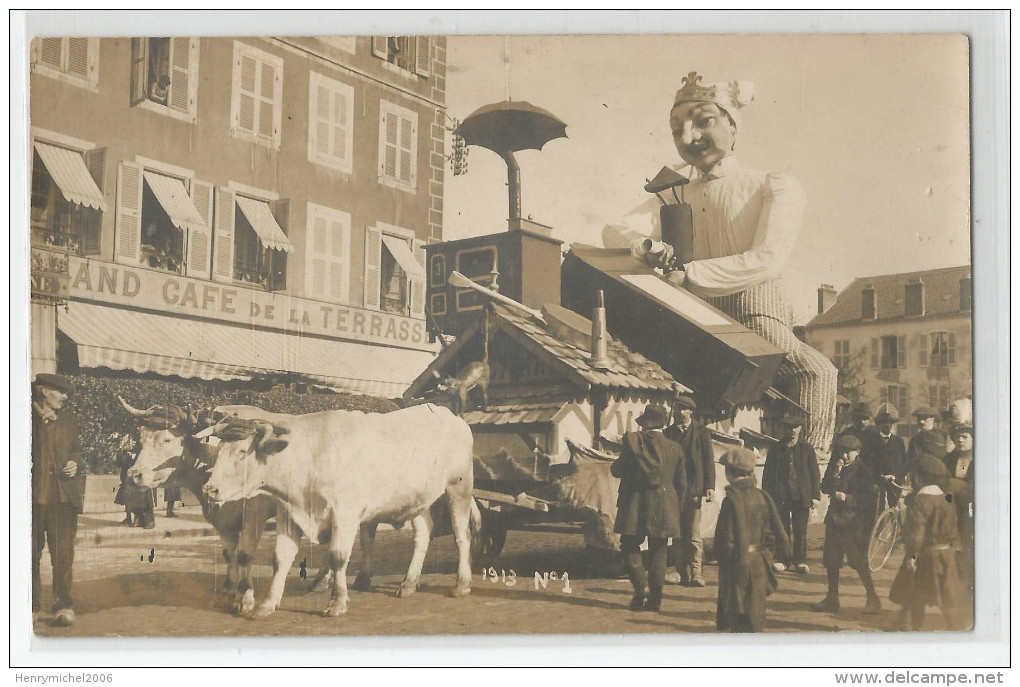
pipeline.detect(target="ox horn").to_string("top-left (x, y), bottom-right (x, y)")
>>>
top-left (193, 419), bottom-right (230, 440)
top-left (119, 396), bottom-right (158, 417)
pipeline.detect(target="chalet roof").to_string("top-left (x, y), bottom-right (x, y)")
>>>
top-left (807, 265), bottom-right (971, 328)
top-left (404, 302), bottom-right (685, 402)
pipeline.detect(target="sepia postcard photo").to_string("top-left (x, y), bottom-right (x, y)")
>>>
top-left (15, 14), bottom-right (1004, 664)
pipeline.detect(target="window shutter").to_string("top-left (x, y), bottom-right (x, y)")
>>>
top-left (948, 332), bottom-right (956, 365)
top-left (381, 111), bottom-right (398, 179)
top-left (269, 199), bottom-right (290, 291)
top-left (40, 38), bottom-right (63, 70)
top-left (328, 218), bottom-right (347, 301)
top-left (918, 333), bottom-right (928, 367)
top-left (363, 225), bottom-right (382, 309)
top-left (115, 161), bottom-right (142, 264)
top-left (410, 238), bottom-right (426, 318)
top-left (897, 335), bottom-right (907, 368)
top-left (169, 37), bottom-right (192, 113)
top-left (67, 38), bottom-right (89, 78)
top-left (237, 53), bottom-right (257, 134)
top-left (212, 187), bottom-right (236, 283)
top-left (371, 36), bottom-right (388, 58)
top-left (187, 180), bottom-right (214, 278)
top-left (313, 81), bottom-right (331, 159)
top-left (257, 60), bottom-right (279, 140)
top-left (334, 89), bottom-right (348, 160)
top-left (130, 38), bottom-right (148, 105)
top-left (414, 36), bottom-right (431, 77)
top-left (399, 115), bottom-right (414, 184)
top-left (81, 148), bottom-right (106, 255)
top-left (307, 214), bottom-right (328, 297)
top-left (870, 338), bottom-right (879, 369)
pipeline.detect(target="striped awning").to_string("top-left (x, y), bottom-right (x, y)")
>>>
top-left (381, 235), bottom-right (425, 279)
top-left (235, 196), bottom-right (294, 252)
top-left (58, 301), bottom-right (435, 397)
top-left (143, 171), bottom-right (206, 234)
top-left (34, 142), bottom-right (107, 211)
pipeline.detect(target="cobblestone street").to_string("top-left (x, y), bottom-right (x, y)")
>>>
top-left (31, 508), bottom-right (952, 638)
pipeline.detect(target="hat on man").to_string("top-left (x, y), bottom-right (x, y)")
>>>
top-left (673, 72), bottom-right (755, 129)
top-left (950, 423), bottom-right (974, 438)
top-left (912, 406), bottom-right (938, 419)
top-left (718, 447), bottom-right (757, 474)
top-left (835, 435), bottom-right (862, 452)
top-left (673, 394), bottom-right (697, 411)
top-left (635, 404), bottom-right (669, 430)
top-left (875, 402), bottom-right (899, 424)
top-left (851, 402), bottom-right (872, 419)
top-left (33, 373), bottom-right (73, 394)
top-left (778, 411), bottom-right (804, 428)
top-left (914, 454), bottom-right (949, 488)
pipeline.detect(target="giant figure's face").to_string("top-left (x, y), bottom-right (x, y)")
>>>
top-left (670, 101), bottom-right (736, 173)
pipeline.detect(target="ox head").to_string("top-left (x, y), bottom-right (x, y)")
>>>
top-left (119, 397), bottom-right (196, 488)
top-left (201, 417), bottom-right (290, 504)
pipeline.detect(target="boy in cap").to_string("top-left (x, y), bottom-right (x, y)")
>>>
top-left (713, 447), bottom-right (790, 632)
top-left (611, 404), bottom-right (686, 612)
top-left (602, 72), bottom-right (838, 454)
top-left (888, 455), bottom-right (971, 631)
top-left (31, 374), bottom-right (85, 627)
top-left (812, 434), bottom-right (882, 614)
top-left (761, 413), bottom-right (820, 573)
top-left (664, 393), bottom-right (715, 587)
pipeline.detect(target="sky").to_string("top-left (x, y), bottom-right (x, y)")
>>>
top-left (442, 34), bottom-right (971, 323)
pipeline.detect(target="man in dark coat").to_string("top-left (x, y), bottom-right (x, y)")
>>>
top-left (837, 402), bottom-right (872, 444)
top-left (664, 393), bottom-right (715, 587)
top-left (32, 374), bottom-right (86, 627)
top-left (762, 413), bottom-right (820, 573)
top-left (611, 404), bottom-right (685, 612)
top-left (907, 406), bottom-right (948, 485)
top-left (862, 408), bottom-right (908, 507)
top-left (812, 435), bottom-right (882, 614)
top-left (714, 447), bottom-right (790, 632)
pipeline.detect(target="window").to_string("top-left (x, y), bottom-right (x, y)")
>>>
top-left (928, 383), bottom-right (950, 413)
top-left (364, 223), bottom-right (425, 317)
top-left (920, 331), bottom-right (957, 368)
top-left (305, 203), bottom-right (351, 303)
top-left (230, 42), bottom-right (283, 148)
top-left (861, 286), bottom-right (876, 320)
top-left (378, 100), bottom-right (418, 191)
top-left (880, 385), bottom-right (908, 419)
top-left (873, 335), bottom-right (906, 369)
top-left (30, 138), bottom-right (106, 256)
top-left (308, 72), bottom-right (354, 173)
top-left (115, 160), bottom-right (212, 279)
top-left (130, 38), bottom-right (198, 121)
top-left (232, 195), bottom-right (292, 290)
top-left (31, 38), bottom-right (98, 90)
top-left (832, 339), bottom-right (851, 369)
top-left (370, 36), bottom-right (431, 77)
top-left (455, 246), bottom-right (497, 311)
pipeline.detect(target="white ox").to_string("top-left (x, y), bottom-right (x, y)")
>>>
top-left (202, 403), bottom-right (479, 618)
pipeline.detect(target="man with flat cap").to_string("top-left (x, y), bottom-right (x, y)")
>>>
top-left (761, 412), bottom-right (820, 573)
top-left (611, 404), bottom-right (686, 612)
top-left (906, 406), bottom-right (948, 485)
top-left (31, 373), bottom-right (85, 627)
top-left (603, 72), bottom-right (838, 454)
top-left (838, 402), bottom-right (873, 444)
top-left (664, 393), bottom-right (715, 587)
top-left (862, 405), bottom-right (908, 508)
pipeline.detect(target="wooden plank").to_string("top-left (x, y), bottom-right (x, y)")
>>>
top-left (474, 488), bottom-right (551, 512)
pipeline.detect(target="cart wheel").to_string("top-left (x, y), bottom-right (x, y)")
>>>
top-left (471, 508), bottom-right (509, 564)
top-left (868, 508), bottom-right (899, 573)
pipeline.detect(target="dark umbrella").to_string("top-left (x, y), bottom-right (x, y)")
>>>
top-left (454, 100), bottom-right (568, 221)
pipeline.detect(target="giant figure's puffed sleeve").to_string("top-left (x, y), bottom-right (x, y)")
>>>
top-left (684, 172), bottom-right (806, 297)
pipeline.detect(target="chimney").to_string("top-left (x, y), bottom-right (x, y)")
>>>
top-left (817, 284), bottom-right (837, 315)
top-left (904, 278), bottom-right (925, 317)
top-left (959, 275), bottom-right (972, 311)
top-left (861, 284), bottom-right (877, 321)
top-left (590, 290), bottom-right (610, 369)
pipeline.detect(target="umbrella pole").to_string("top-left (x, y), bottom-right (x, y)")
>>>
top-left (500, 150), bottom-right (522, 221)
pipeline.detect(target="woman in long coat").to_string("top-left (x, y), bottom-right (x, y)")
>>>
top-left (611, 404), bottom-right (686, 612)
top-left (713, 447), bottom-right (790, 632)
top-left (889, 455), bottom-right (971, 630)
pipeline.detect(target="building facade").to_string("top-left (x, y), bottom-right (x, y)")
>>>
top-left (29, 35), bottom-right (447, 396)
top-left (805, 265), bottom-right (972, 437)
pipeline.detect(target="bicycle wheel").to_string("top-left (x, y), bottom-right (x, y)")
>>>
top-left (868, 508), bottom-right (899, 572)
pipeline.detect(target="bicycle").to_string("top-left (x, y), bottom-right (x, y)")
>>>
top-left (867, 480), bottom-right (911, 573)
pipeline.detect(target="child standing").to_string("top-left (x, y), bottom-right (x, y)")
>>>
top-left (713, 447), bottom-right (790, 632)
top-left (889, 455), bottom-right (971, 630)
top-left (812, 435), bottom-right (882, 614)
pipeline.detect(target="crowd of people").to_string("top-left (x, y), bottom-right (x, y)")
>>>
top-left (612, 397), bottom-right (976, 632)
